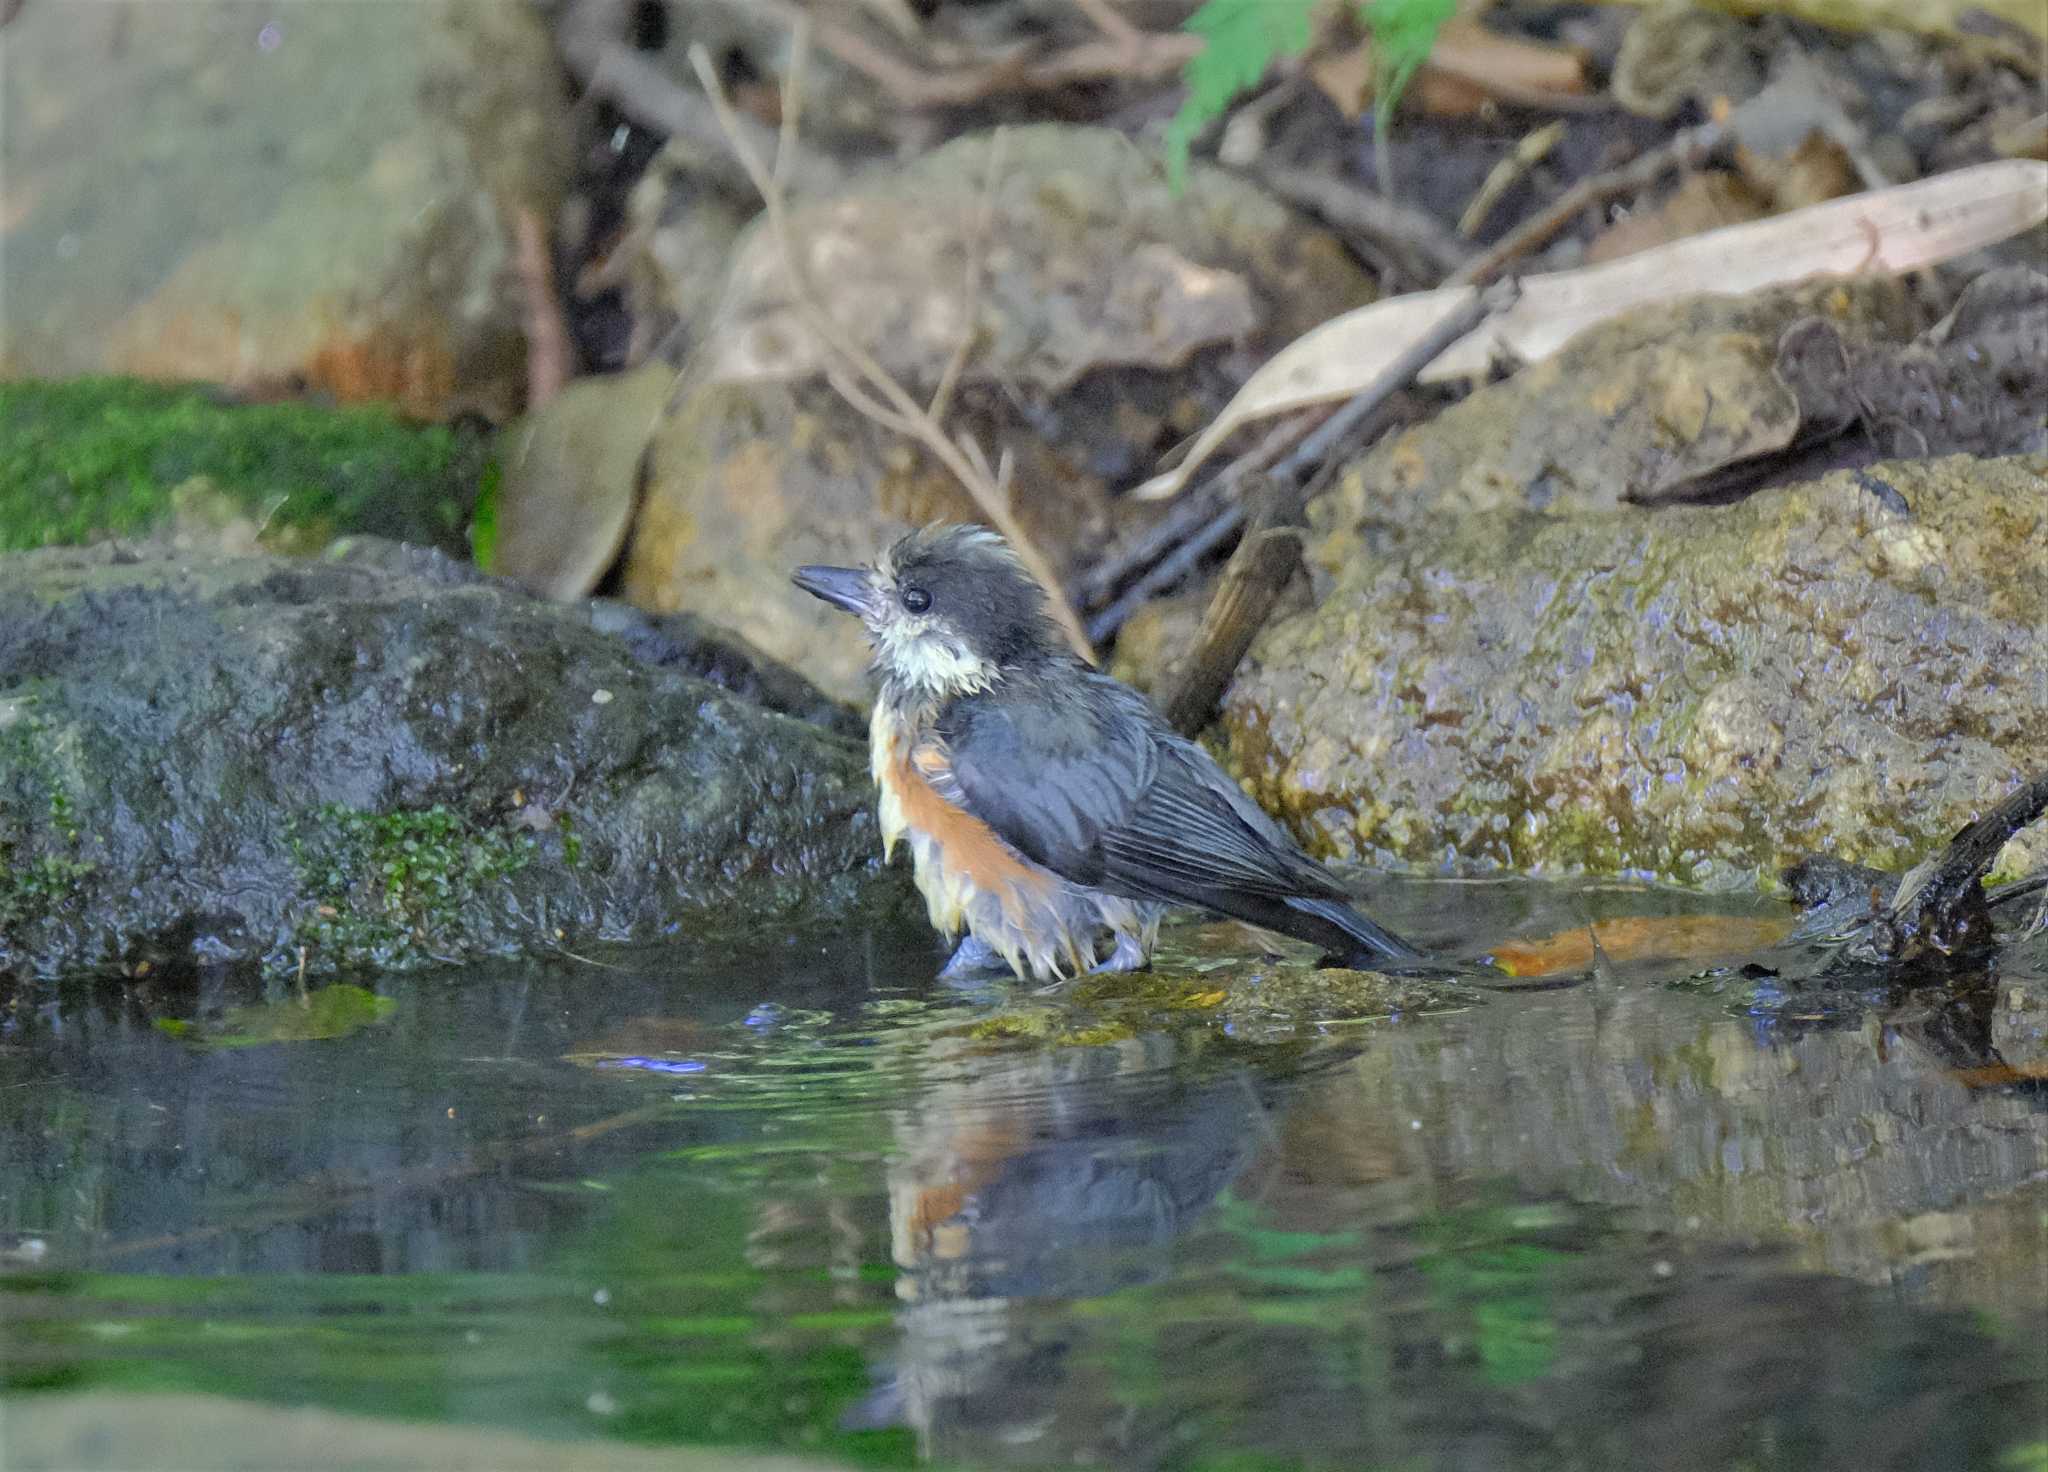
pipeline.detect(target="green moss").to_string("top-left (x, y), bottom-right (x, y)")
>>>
top-left (0, 377), bottom-right (492, 553)
top-left (956, 932), bottom-right (1469, 1050)
top-left (286, 803), bottom-right (536, 967)
top-left (0, 705), bottom-right (96, 935)
top-left (0, 851), bottom-right (98, 933)
top-left (467, 458), bottom-right (502, 570)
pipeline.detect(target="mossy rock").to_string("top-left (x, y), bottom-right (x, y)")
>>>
top-left (0, 540), bottom-right (905, 981)
top-left (1225, 454), bottom-right (2048, 886)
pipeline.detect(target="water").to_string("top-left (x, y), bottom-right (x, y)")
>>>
top-left (3, 879), bottom-right (2045, 1470)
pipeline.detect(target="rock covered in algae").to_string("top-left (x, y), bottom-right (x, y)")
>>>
top-left (0, 541), bottom-right (902, 981)
top-left (1221, 454), bottom-right (2048, 886)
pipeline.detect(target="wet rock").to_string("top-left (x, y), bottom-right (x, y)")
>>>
top-left (1222, 454), bottom-right (2048, 886)
top-left (0, 377), bottom-right (492, 556)
top-left (583, 599), bottom-right (862, 738)
top-left (0, 0), bottom-right (569, 419)
top-left (0, 542), bottom-right (900, 982)
top-left (620, 125), bottom-right (1374, 700)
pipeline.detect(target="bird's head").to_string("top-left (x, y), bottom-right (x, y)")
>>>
top-left (794, 525), bottom-right (1063, 701)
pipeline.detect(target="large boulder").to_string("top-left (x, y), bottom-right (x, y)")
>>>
top-left (1220, 454), bottom-right (2048, 885)
top-left (0, 542), bottom-right (900, 982)
top-left (619, 125), bottom-right (1375, 701)
top-left (0, 0), bottom-right (568, 419)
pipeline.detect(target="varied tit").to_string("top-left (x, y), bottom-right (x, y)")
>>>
top-left (794, 525), bottom-right (1422, 982)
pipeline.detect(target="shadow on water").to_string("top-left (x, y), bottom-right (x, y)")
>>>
top-left (2, 878), bottom-right (2045, 1470)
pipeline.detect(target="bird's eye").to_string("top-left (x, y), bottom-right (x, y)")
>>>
top-left (900, 586), bottom-right (932, 614)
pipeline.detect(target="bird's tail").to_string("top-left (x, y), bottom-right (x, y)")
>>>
top-left (1282, 896), bottom-right (1423, 965)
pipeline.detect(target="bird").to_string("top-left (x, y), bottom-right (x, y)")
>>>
top-left (793, 524), bottom-right (1423, 983)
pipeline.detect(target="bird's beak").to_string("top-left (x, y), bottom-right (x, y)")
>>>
top-left (792, 564), bottom-right (875, 618)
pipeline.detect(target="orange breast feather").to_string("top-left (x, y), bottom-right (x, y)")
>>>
top-left (869, 705), bottom-right (1055, 939)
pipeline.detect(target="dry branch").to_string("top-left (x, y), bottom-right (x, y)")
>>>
top-left (1095, 285), bottom-right (1508, 642)
top-left (512, 205), bottom-right (573, 408)
top-left (738, 0), bottom-right (1200, 107)
top-left (557, 0), bottom-right (840, 199)
top-left (1139, 158), bottom-right (2048, 499)
top-left (685, 29), bottom-right (1095, 661)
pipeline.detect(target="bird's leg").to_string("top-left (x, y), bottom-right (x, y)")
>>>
top-left (938, 932), bottom-right (1012, 983)
top-left (1089, 930), bottom-right (1151, 975)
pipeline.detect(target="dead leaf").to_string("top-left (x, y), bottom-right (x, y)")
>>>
top-left (1490, 915), bottom-right (1795, 977)
top-left (1422, 17), bottom-right (1589, 110)
top-left (493, 362), bottom-right (676, 601)
top-left (1309, 42), bottom-right (1373, 120)
top-left (1137, 160), bottom-right (2048, 498)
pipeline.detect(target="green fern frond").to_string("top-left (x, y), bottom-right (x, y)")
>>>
top-left (1164, 0), bottom-right (1320, 191)
top-left (1370, 0), bottom-right (1456, 120)
top-left (1162, 0), bottom-right (1457, 194)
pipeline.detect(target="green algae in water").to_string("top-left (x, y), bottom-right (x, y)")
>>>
top-left (0, 376), bottom-right (492, 553)
top-left (154, 985), bottom-right (396, 1048)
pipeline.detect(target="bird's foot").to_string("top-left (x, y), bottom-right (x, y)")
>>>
top-left (938, 933), bottom-right (1013, 984)
top-left (1089, 931), bottom-right (1151, 975)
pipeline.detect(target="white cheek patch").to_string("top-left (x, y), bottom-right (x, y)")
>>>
top-left (874, 617), bottom-right (994, 697)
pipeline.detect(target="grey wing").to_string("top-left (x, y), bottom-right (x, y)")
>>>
top-left (938, 673), bottom-right (1346, 907)
top-left (1100, 737), bottom-right (1350, 903)
top-left (926, 675), bottom-right (1155, 885)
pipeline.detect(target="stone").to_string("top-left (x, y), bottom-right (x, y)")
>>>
top-left (492, 363), bottom-right (678, 601)
top-left (1221, 454), bottom-right (2048, 886)
top-left (0, 0), bottom-right (570, 419)
top-left (0, 542), bottom-right (901, 982)
top-left (1311, 283), bottom-right (1916, 565)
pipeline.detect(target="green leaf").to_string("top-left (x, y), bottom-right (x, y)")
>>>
top-left (1164, 0), bottom-right (1320, 191)
top-left (1366, 0), bottom-right (1455, 130)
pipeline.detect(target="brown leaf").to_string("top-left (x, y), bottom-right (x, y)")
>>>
top-left (1490, 915), bottom-right (1794, 977)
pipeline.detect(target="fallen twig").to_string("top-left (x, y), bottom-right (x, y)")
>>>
top-left (1446, 119), bottom-right (1728, 287)
top-left (686, 28), bottom-right (1095, 661)
top-left (557, 0), bottom-right (839, 200)
top-left (928, 127), bottom-right (1008, 428)
top-left (739, 0), bottom-right (1199, 108)
top-left (1156, 478), bottom-right (1305, 735)
top-left (1093, 283), bottom-right (1509, 644)
top-left (1080, 410), bottom-right (1327, 612)
top-left (512, 205), bottom-right (574, 408)
top-left (1457, 120), bottom-right (1566, 239)
top-left (1254, 164), bottom-right (1473, 285)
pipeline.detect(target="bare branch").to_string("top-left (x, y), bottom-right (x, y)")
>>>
top-left (686, 29), bottom-right (1096, 660)
top-left (736, 0), bottom-right (1196, 109)
top-left (928, 126), bottom-right (1008, 426)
